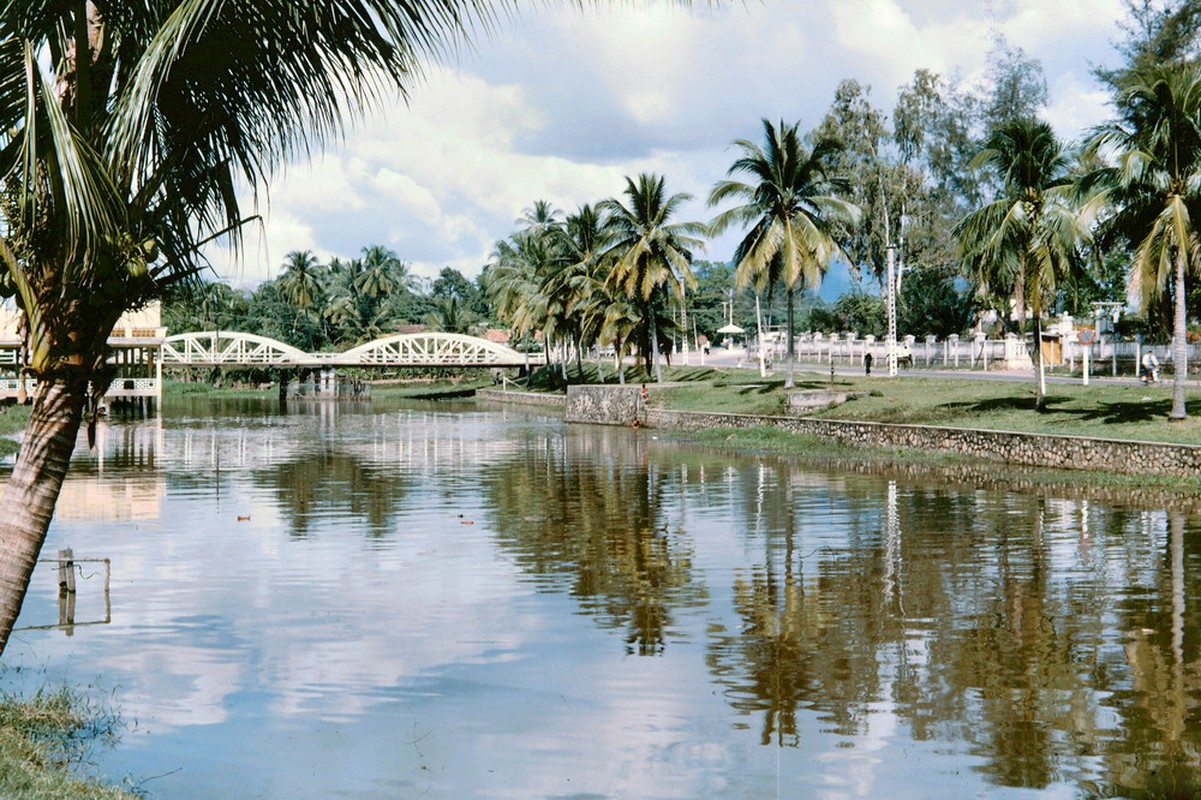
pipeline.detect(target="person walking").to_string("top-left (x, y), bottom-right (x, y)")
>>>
top-left (1142, 350), bottom-right (1160, 384)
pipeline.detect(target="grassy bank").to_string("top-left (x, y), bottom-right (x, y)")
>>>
top-left (0, 688), bottom-right (134, 799)
top-left (0, 403), bottom-right (29, 457)
top-left (633, 367), bottom-right (1201, 446)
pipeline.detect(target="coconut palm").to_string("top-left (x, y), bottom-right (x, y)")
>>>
top-left (0, 1), bottom-right (509, 656)
top-left (488, 229), bottom-right (556, 369)
top-left (600, 174), bottom-right (706, 383)
top-left (955, 118), bottom-right (1087, 410)
top-left (1086, 63), bottom-right (1201, 420)
top-left (708, 119), bottom-right (860, 388)
top-left (355, 245), bottom-right (405, 301)
top-left (278, 251), bottom-right (323, 311)
top-left (541, 204), bottom-right (609, 376)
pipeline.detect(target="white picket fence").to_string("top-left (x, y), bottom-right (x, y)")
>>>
top-left (744, 332), bottom-right (1191, 377)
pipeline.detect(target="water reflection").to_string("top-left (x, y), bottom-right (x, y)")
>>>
top-left (485, 428), bottom-right (706, 655)
top-left (252, 450), bottom-right (407, 538)
top-left (690, 456), bottom-right (1201, 796)
top-left (6, 400), bottom-right (1201, 797)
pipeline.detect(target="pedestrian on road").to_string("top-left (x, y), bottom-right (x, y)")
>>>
top-left (864, 352), bottom-right (873, 375)
top-left (1142, 350), bottom-right (1160, 384)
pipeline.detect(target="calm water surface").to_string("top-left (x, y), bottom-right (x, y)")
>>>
top-left (3, 396), bottom-right (1200, 799)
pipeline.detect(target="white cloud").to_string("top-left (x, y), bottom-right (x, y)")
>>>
top-left (1043, 71), bottom-right (1113, 140)
top-left (210, 0), bottom-right (1130, 288)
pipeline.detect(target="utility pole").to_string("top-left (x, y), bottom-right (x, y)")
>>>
top-left (886, 242), bottom-right (897, 377)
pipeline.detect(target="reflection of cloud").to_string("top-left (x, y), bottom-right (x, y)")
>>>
top-left (102, 645), bottom-right (242, 730)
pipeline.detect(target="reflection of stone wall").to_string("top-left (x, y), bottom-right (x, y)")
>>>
top-left (55, 476), bottom-right (164, 521)
top-left (648, 410), bottom-right (1201, 477)
top-left (553, 385), bottom-right (1201, 478)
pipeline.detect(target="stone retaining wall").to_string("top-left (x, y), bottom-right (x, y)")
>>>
top-left (553, 385), bottom-right (1201, 478)
top-left (564, 385), bottom-right (643, 425)
top-left (475, 388), bottom-right (566, 407)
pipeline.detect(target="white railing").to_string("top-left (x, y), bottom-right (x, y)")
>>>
top-left (107, 378), bottom-right (159, 392)
top-left (763, 332), bottom-right (1191, 377)
top-left (0, 378), bottom-right (36, 394)
top-left (163, 330), bottom-right (541, 368)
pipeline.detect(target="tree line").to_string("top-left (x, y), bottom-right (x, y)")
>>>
top-left (180, 21), bottom-right (1201, 417)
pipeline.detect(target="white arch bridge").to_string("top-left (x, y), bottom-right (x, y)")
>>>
top-left (161, 331), bottom-right (543, 369)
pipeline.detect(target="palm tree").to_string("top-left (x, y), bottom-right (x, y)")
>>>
top-left (955, 118), bottom-right (1087, 411)
top-left (355, 245), bottom-right (403, 301)
top-left (426, 296), bottom-right (480, 335)
top-left (600, 174), bottom-right (706, 383)
top-left (537, 204), bottom-right (610, 378)
top-left (278, 251), bottom-right (323, 311)
top-left (708, 119), bottom-right (860, 388)
top-left (1086, 63), bottom-right (1201, 420)
top-left (557, 204), bottom-right (613, 378)
top-left (488, 230), bottom-right (556, 370)
top-left (0, 1), bottom-right (507, 656)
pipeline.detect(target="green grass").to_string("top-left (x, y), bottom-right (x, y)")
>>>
top-left (0, 403), bottom-right (29, 457)
top-left (645, 369), bottom-right (1201, 446)
top-left (0, 687), bottom-right (135, 799)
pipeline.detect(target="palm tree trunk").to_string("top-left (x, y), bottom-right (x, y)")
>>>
top-left (785, 287), bottom-right (796, 389)
top-left (1171, 250), bottom-right (1189, 420)
top-left (1013, 272), bottom-right (1026, 334)
top-left (1033, 315), bottom-right (1046, 411)
top-left (649, 307), bottom-right (663, 384)
top-left (0, 375), bottom-right (89, 655)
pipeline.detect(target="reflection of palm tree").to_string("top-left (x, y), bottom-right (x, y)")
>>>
top-left (253, 449), bottom-right (408, 538)
top-left (484, 430), bottom-right (703, 654)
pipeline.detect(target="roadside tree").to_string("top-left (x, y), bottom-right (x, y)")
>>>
top-left (708, 118), bottom-right (859, 387)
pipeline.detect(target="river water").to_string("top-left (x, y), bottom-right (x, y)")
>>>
top-left (2, 396), bottom-right (1200, 798)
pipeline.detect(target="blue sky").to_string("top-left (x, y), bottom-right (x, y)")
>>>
top-left (207, 0), bottom-right (1130, 290)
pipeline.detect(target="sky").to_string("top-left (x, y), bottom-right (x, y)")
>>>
top-left (207, 0), bottom-right (1131, 291)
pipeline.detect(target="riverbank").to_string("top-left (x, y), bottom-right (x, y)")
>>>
top-left (481, 365), bottom-right (1201, 488)
top-left (0, 688), bottom-right (134, 799)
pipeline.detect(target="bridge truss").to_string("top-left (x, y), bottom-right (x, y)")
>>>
top-left (161, 331), bottom-right (540, 369)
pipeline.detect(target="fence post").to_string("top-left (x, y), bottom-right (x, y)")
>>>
top-left (57, 548), bottom-right (74, 596)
